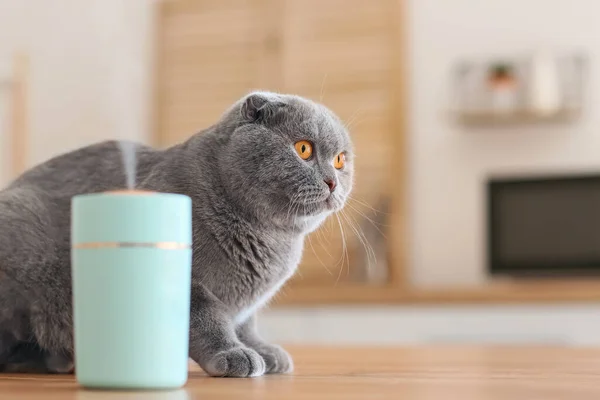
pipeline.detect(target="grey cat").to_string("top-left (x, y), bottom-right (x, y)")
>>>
top-left (0, 91), bottom-right (353, 377)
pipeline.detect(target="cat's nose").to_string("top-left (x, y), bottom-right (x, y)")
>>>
top-left (324, 178), bottom-right (336, 192)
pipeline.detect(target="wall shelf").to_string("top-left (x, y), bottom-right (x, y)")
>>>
top-left (451, 51), bottom-right (586, 127)
top-left (455, 108), bottom-right (581, 126)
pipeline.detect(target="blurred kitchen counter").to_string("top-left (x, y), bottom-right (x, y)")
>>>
top-left (276, 278), bottom-right (600, 306)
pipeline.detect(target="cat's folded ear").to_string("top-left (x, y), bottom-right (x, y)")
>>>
top-left (241, 92), bottom-right (287, 123)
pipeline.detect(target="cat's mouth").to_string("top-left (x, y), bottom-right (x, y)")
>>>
top-left (325, 193), bottom-right (345, 212)
top-left (325, 196), bottom-right (335, 210)
top-left (292, 191), bottom-right (344, 216)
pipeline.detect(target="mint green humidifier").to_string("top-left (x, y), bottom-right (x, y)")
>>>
top-left (71, 190), bottom-right (192, 389)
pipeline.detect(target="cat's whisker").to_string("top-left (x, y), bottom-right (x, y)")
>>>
top-left (340, 209), bottom-right (377, 273)
top-left (319, 73), bottom-right (328, 103)
top-left (304, 203), bottom-right (333, 276)
top-left (346, 201), bottom-right (388, 226)
top-left (334, 212), bottom-right (349, 286)
top-left (345, 115), bottom-right (367, 132)
top-left (292, 267), bottom-right (304, 279)
top-left (348, 196), bottom-right (390, 215)
top-left (325, 213), bottom-right (334, 235)
top-left (286, 192), bottom-right (303, 224)
top-left (315, 224), bottom-right (332, 257)
top-left (285, 196), bottom-right (296, 223)
top-left (291, 198), bottom-right (302, 234)
top-left (347, 210), bottom-right (378, 271)
top-left (345, 202), bottom-right (389, 238)
top-left (350, 215), bottom-right (378, 273)
top-left (341, 214), bottom-right (352, 280)
top-left (306, 233), bottom-right (333, 276)
top-left (343, 107), bottom-right (364, 131)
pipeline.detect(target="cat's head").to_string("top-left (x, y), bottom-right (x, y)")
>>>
top-left (220, 91), bottom-right (354, 229)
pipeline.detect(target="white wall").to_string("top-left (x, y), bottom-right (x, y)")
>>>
top-left (0, 0), bottom-right (155, 174)
top-left (408, 0), bottom-right (600, 287)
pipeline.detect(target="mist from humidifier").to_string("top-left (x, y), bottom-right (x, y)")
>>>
top-left (102, 5), bottom-right (143, 191)
top-left (117, 141), bottom-right (137, 190)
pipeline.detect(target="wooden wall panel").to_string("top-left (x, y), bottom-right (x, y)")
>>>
top-left (155, 0), bottom-right (274, 146)
top-left (154, 0), bottom-right (406, 292)
top-left (280, 0), bottom-right (398, 285)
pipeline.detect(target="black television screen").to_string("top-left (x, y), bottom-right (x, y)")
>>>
top-left (488, 173), bottom-right (600, 276)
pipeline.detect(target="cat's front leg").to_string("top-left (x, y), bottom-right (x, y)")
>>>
top-left (189, 285), bottom-right (265, 377)
top-left (236, 315), bottom-right (293, 374)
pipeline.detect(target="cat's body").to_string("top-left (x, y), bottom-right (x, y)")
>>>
top-left (0, 92), bottom-right (353, 376)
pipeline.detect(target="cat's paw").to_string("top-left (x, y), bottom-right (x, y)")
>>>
top-left (204, 346), bottom-right (266, 377)
top-left (45, 352), bottom-right (74, 374)
top-left (256, 344), bottom-right (293, 374)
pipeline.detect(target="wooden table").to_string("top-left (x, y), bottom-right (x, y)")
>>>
top-left (3, 346), bottom-right (600, 399)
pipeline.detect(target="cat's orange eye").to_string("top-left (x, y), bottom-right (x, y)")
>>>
top-left (334, 152), bottom-right (346, 169)
top-left (294, 140), bottom-right (313, 160)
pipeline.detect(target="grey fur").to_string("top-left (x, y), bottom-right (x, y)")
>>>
top-left (0, 91), bottom-right (353, 377)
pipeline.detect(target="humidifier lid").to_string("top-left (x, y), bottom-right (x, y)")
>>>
top-left (71, 191), bottom-right (192, 247)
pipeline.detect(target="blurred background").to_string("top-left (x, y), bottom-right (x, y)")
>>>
top-left (3, 0), bottom-right (600, 346)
